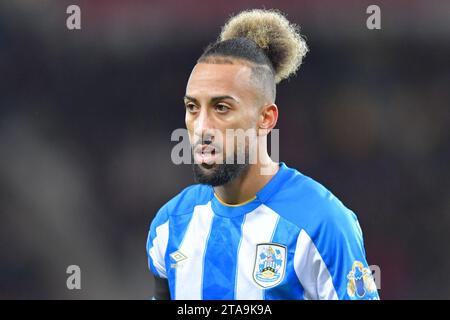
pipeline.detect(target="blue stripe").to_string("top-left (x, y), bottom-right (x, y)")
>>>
top-left (202, 214), bottom-right (246, 300)
top-left (165, 212), bottom-right (195, 300)
top-left (264, 216), bottom-right (305, 300)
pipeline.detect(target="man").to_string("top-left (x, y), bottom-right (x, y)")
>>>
top-left (146, 9), bottom-right (379, 300)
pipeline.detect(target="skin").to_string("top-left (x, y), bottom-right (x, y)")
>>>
top-left (184, 59), bottom-right (280, 204)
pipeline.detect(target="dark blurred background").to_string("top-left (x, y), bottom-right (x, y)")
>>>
top-left (0, 0), bottom-right (449, 299)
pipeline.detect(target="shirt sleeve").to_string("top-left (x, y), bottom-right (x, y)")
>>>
top-left (294, 200), bottom-right (380, 300)
top-left (146, 206), bottom-right (170, 279)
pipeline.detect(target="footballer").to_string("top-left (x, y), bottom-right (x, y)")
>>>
top-left (146, 9), bottom-right (379, 300)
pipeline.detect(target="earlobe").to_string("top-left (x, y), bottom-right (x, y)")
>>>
top-left (257, 127), bottom-right (271, 137)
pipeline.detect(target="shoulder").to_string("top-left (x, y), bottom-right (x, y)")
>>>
top-left (152, 184), bottom-right (213, 226)
top-left (266, 166), bottom-right (361, 239)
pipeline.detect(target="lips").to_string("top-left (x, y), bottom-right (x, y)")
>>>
top-left (194, 144), bottom-right (220, 165)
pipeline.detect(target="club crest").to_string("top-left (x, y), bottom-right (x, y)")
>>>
top-left (253, 243), bottom-right (286, 289)
top-left (347, 261), bottom-right (378, 299)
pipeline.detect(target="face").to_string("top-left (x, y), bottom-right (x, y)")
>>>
top-left (184, 61), bottom-right (262, 186)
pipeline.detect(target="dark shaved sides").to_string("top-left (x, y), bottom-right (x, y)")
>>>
top-left (197, 38), bottom-right (276, 104)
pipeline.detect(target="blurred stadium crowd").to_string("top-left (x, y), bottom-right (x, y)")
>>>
top-left (0, 0), bottom-right (449, 299)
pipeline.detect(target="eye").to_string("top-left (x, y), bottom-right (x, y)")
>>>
top-left (215, 104), bottom-right (230, 113)
top-left (185, 103), bottom-right (198, 113)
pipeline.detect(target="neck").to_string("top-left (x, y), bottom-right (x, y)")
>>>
top-left (213, 156), bottom-right (279, 205)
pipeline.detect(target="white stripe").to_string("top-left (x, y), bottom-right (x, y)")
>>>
top-left (175, 202), bottom-right (214, 300)
top-left (235, 204), bottom-right (280, 300)
top-left (293, 229), bottom-right (338, 300)
top-left (149, 220), bottom-right (169, 278)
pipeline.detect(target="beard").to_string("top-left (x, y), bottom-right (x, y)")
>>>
top-left (192, 145), bottom-right (250, 186)
top-left (192, 162), bottom-right (249, 186)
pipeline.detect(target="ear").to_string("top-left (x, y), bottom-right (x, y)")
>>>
top-left (258, 104), bottom-right (278, 136)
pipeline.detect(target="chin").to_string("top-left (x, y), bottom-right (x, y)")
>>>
top-left (198, 162), bottom-right (216, 170)
top-left (192, 162), bottom-right (249, 187)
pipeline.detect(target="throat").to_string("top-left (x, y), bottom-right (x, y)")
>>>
top-left (213, 162), bottom-right (279, 205)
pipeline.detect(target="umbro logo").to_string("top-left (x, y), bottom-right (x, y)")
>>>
top-left (170, 250), bottom-right (187, 268)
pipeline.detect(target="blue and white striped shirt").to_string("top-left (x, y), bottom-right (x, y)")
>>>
top-left (146, 162), bottom-right (379, 300)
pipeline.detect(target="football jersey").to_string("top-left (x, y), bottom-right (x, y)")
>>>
top-left (146, 162), bottom-right (379, 300)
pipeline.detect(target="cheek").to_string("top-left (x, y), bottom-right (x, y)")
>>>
top-left (185, 117), bottom-right (195, 142)
top-left (234, 112), bottom-right (258, 131)
top-left (226, 108), bottom-right (254, 129)
top-left (185, 113), bottom-right (194, 130)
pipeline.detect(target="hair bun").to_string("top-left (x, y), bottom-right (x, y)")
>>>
top-left (220, 9), bottom-right (308, 83)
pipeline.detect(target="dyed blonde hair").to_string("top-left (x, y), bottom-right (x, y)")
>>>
top-left (219, 9), bottom-right (308, 83)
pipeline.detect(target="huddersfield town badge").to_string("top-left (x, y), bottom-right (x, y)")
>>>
top-left (253, 243), bottom-right (286, 288)
top-left (346, 261), bottom-right (378, 299)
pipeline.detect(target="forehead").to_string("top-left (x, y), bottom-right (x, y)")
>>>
top-left (186, 61), bottom-right (254, 99)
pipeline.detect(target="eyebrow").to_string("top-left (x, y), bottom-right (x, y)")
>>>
top-left (184, 95), bottom-right (239, 104)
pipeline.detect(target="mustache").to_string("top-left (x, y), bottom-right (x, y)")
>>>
top-left (192, 139), bottom-right (222, 152)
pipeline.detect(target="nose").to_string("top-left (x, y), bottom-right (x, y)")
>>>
top-left (194, 107), bottom-right (214, 143)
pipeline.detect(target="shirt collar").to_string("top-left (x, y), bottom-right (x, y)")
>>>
top-left (209, 162), bottom-right (290, 218)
